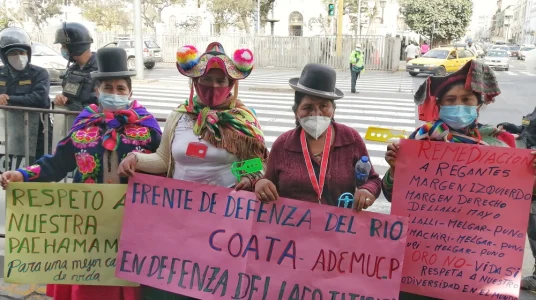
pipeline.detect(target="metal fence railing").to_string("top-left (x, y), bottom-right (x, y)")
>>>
top-left (0, 105), bottom-right (167, 173)
top-left (29, 32), bottom-right (402, 71)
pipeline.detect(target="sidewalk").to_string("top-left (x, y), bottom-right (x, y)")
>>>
top-left (399, 60), bottom-right (407, 71)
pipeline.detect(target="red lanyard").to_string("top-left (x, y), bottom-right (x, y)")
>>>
top-left (300, 126), bottom-right (333, 204)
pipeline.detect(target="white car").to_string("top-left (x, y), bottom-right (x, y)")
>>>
top-left (484, 50), bottom-right (510, 71)
top-left (519, 46), bottom-right (535, 60)
top-left (490, 45), bottom-right (511, 56)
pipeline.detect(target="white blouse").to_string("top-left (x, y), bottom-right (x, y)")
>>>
top-left (171, 114), bottom-right (238, 187)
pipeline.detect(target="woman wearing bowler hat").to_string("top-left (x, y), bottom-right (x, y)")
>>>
top-left (0, 47), bottom-right (162, 300)
top-left (254, 63), bottom-right (382, 210)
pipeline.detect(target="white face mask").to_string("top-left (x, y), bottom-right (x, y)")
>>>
top-left (8, 54), bottom-right (28, 71)
top-left (98, 91), bottom-right (130, 111)
top-left (299, 116), bottom-right (332, 140)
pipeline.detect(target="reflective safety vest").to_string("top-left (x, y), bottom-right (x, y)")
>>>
top-left (350, 50), bottom-right (364, 71)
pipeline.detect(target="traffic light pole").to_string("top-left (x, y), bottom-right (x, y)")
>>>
top-left (336, 0), bottom-right (344, 56)
top-left (357, 0), bottom-right (362, 35)
top-left (134, 0), bottom-right (144, 80)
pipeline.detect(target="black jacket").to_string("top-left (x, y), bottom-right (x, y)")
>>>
top-left (499, 106), bottom-right (536, 149)
top-left (61, 52), bottom-right (98, 111)
top-left (0, 64), bottom-right (50, 108)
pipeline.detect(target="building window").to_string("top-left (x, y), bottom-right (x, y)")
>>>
top-left (288, 11), bottom-right (303, 36)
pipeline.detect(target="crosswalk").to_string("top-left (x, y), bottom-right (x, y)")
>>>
top-left (479, 70), bottom-right (536, 77)
top-left (50, 71), bottom-right (417, 179)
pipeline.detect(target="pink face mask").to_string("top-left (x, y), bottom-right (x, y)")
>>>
top-left (194, 83), bottom-right (234, 108)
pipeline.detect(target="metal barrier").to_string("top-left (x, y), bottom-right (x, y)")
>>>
top-left (0, 104), bottom-right (167, 173)
top-left (30, 32), bottom-right (401, 71)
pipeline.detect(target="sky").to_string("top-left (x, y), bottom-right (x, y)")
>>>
top-left (470, 0), bottom-right (497, 31)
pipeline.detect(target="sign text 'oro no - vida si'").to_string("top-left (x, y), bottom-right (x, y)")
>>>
top-left (392, 139), bottom-right (534, 300)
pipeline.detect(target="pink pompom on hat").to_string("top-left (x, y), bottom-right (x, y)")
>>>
top-left (176, 42), bottom-right (254, 80)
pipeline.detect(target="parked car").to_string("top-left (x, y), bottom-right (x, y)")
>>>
top-left (406, 47), bottom-right (476, 77)
top-left (484, 49), bottom-right (510, 71)
top-left (104, 37), bottom-right (163, 70)
top-left (519, 46), bottom-right (536, 60)
top-left (490, 45), bottom-right (511, 56)
top-left (0, 42), bottom-right (67, 84)
top-left (509, 45), bottom-right (521, 58)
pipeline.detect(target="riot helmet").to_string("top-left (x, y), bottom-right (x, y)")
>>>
top-left (54, 22), bottom-right (93, 58)
top-left (0, 27), bottom-right (32, 66)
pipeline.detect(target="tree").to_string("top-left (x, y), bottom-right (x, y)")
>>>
top-left (177, 16), bottom-right (202, 33)
top-left (81, 0), bottom-right (132, 31)
top-left (258, 0), bottom-right (275, 23)
top-left (399, 0), bottom-right (473, 44)
top-left (206, 0), bottom-right (252, 34)
top-left (0, 0), bottom-right (63, 29)
top-left (308, 14), bottom-right (331, 35)
top-left (140, 0), bottom-right (186, 31)
top-left (203, 0), bottom-right (276, 34)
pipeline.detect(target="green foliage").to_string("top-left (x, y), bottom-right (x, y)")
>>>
top-left (25, 0), bottom-right (63, 28)
top-left (177, 16), bottom-right (202, 32)
top-left (399, 0), bottom-right (472, 43)
top-left (81, 0), bottom-right (132, 31)
top-left (0, 0), bottom-right (63, 29)
top-left (258, 0), bottom-right (276, 22)
top-left (205, 0), bottom-right (275, 34)
top-left (0, 14), bottom-right (8, 29)
top-left (141, 0), bottom-right (186, 29)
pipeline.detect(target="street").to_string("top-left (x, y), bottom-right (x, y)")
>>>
top-left (2, 60), bottom-right (536, 299)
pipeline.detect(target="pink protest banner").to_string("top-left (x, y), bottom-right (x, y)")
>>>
top-left (115, 173), bottom-right (408, 300)
top-left (391, 139), bottom-right (534, 299)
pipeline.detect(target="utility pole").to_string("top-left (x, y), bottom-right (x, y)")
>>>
top-left (257, 0), bottom-right (261, 34)
top-left (431, 22), bottom-right (435, 48)
top-left (357, 0), bottom-right (362, 35)
top-left (336, 0), bottom-right (344, 56)
top-left (134, 0), bottom-right (144, 80)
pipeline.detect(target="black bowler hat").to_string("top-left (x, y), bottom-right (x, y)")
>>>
top-left (90, 47), bottom-right (136, 79)
top-left (289, 63), bottom-right (344, 100)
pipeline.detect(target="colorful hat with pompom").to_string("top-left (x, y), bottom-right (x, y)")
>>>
top-left (176, 42), bottom-right (254, 80)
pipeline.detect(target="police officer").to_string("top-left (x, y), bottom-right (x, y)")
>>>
top-left (499, 114), bottom-right (536, 291)
top-left (53, 22), bottom-right (98, 111)
top-left (0, 27), bottom-right (51, 167)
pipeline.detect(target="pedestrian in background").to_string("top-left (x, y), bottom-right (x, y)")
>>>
top-left (405, 41), bottom-right (419, 62)
top-left (467, 39), bottom-right (478, 57)
top-left (420, 40), bottom-right (430, 55)
top-left (0, 27), bottom-right (51, 165)
top-left (349, 43), bottom-right (364, 94)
